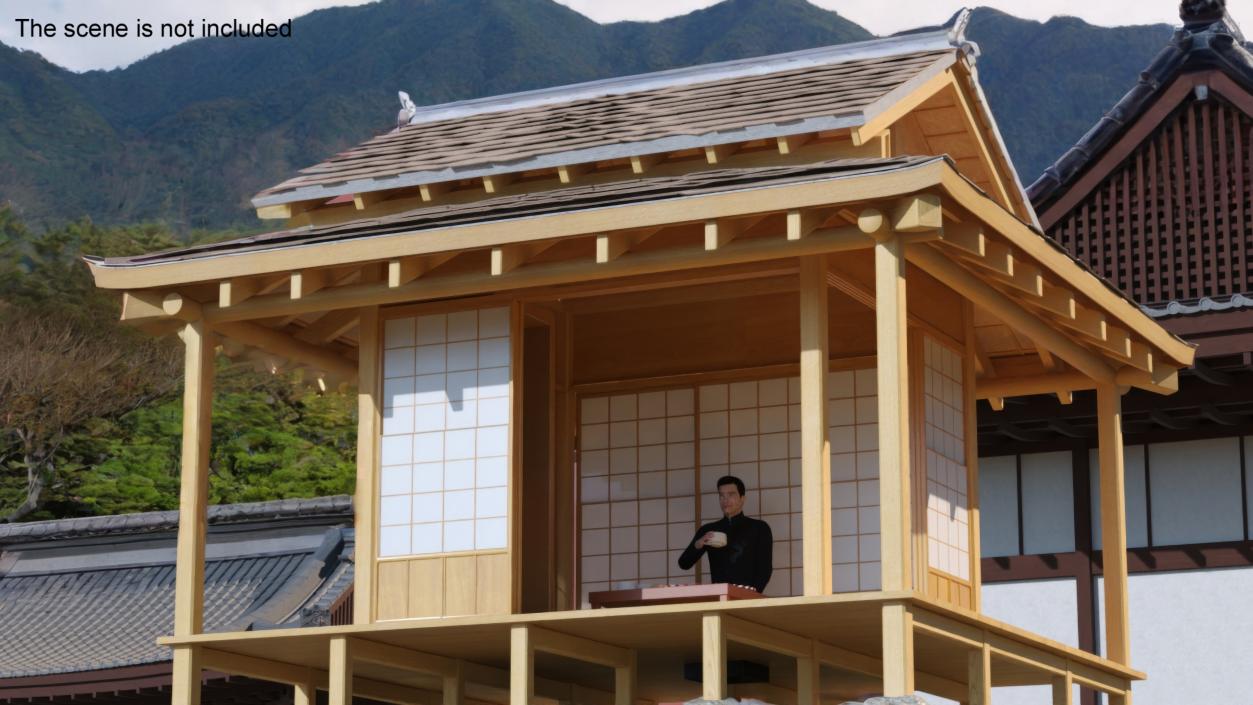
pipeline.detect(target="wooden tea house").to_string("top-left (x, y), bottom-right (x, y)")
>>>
top-left (86, 16), bottom-right (1195, 705)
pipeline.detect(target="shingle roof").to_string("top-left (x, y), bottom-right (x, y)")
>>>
top-left (1026, 4), bottom-right (1253, 212)
top-left (0, 497), bottom-right (354, 678)
top-left (251, 30), bottom-right (966, 208)
top-left (98, 156), bottom-right (941, 268)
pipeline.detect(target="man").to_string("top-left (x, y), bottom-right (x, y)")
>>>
top-left (677, 475), bottom-right (773, 593)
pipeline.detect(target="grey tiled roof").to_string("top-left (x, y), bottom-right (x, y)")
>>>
top-left (0, 497), bottom-right (354, 678)
top-left (0, 495), bottom-right (353, 543)
top-left (252, 30), bottom-right (964, 207)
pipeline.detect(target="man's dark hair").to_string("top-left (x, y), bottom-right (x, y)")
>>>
top-left (717, 475), bottom-right (745, 496)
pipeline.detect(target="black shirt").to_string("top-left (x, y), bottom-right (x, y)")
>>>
top-left (677, 513), bottom-right (773, 592)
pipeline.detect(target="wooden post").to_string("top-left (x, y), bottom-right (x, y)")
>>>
top-left (963, 301), bottom-right (983, 612)
top-left (443, 661), bottom-right (464, 705)
top-left (355, 306), bottom-right (380, 624)
top-left (614, 650), bottom-right (636, 705)
top-left (171, 320), bottom-right (213, 705)
top-left (511, 625), bottom-right (534, 705)
top-left (170, 646), bottom-right (202, 705)
top-left (799, 255), bottom-right (831, 595)
top-left (294, 678), bottom-right (316, 705)
top-left (967, 643), bottom-right (991, 705)
top-left (328, 637), bottom-right (353, 705)
top-left (796, 639), bottom-right (821, 705)
top-left (1097, 383), bottom-right (1130, 666)
top-left (875, 234), bottom-right (911, 593)
top-left (1051, 672), bottom-right (1074, 705)
top-left (702, 613), bottom-right (727, 700)
top-left (881, 602), bottom-right (914, 696)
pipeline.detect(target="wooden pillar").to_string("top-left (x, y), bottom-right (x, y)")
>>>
top-left (702, 613), bottom-right (727, 700)
top-left (443, 661), bottom-right (464, 705)
top-left (355, 306), bottom-right (380, 624)
top-left (875, 234), bottom-right (911, 593)
top-left (170, 646), bottom-right (202, 705)
top-left (328, 637), bottom-right (353, 705)
top-left (1097, 383), bottom-right (1130, 666)
top-left (799, 255), bottom-right (831, 595)
top-left (614, 650), bottom-right (636, 705)
top-left (881, 602), bottom-right (914, 696)
top-left (511, 625), bottom-right (534, 705)
top-left (967, 643), bottom-right (990, 705)
top-left (796, 639), bottom-right (821, 705)
top-left (1052, 672), bottom-right (1074, 705)
top-left (171, 320), bottom-right (214, 705)
top-left (294, 679), bottom-right (316, 705)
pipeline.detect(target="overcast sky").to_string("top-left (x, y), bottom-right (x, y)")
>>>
top-left (3, 0), bottom-right (1251, 73)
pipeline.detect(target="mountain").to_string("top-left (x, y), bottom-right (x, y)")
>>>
top-left (0, 0), bottom-right (1174, 229)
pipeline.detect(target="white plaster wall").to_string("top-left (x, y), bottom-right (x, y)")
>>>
top-left (1020, 451), bottom-right (1074, 554)
top-left (1147, 437), bottom-right (1243, 546)
top-left (1097, 567), bottom-right (1253, 704)
top-left (979, 455), bottom-right (1019, 557)
top-left (922, 579), bottom-right (1080, 705)
top-left (1091, 444), bottom-right (1148, 550)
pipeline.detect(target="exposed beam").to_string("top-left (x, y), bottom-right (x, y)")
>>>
top-left (294, 309), bottom-right (360, 345)
top-left (595, 228), bottom-right (660, 263)
top-left (704, 218), bottom-right (754, 251)
top-left (482, 174), bottom-right (513, 194)
top-left (419, 183), bottom-right (450, 203)
top-left (291, 269), bottom-right (328, 300)
top-left (389, 254), bottom-right (456, 288)
top-left (891, 193), bottom-right (943, 232)
top-left (491, 242), bottom-right (556, 276)
top-left (164, 293), bottom-right (202, 322)
top-left (557, 164), bottom-right (588, 184)
top-left (202, 225), bottom-right (873, 323)
top-left (216, 321), bottom-right (357, 381)
top-left (121, 290), bottom-right (170, 324)
top-left (200, 648), bottom-right (311, 685)
top-left (219, 279), bottom-right (259, 308)
top-left (939, 221), bottom-right (985, 257)
top-left (704, 143), bottom-right (737, 165)
top-left (908, 245), bottom-right (1116, 384)
top-left (529, 627), bottom-right (632, 668)
top-left (722, 614), bottom-right (811, 657)
top-left (786, 209), bottom-right (826, 241)
top-left (629, 154), bottom-right (661, 174)
top-left (776, 134), bottom-right (813, 155)
top-left (353, 191), bottom-right (388, 211)
top-left (349, 637), bottom-right (458, 677)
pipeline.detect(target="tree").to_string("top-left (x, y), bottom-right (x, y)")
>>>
top-left (0, 311), bottom-right (180, 521)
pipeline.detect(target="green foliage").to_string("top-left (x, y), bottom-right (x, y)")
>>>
top-left (0, 208), bottom-right (357, 521)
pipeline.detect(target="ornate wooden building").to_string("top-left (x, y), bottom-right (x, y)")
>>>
top-left (976, 2), bottom-right (1253, 703)
top-left (85, 16), bottom-right (1193, 705)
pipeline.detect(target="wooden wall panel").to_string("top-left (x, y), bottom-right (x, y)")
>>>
top-left (408, 557), bottom-right (444, 618)
top-left (477, 552), bottom-right (512, 615)
top-left (376, 560), bottom-right (409, 621)
top-left (374, 552), bottom-right (511, 620)
top-left (572, 290), bottom-right (876, 384)
top-left (445, 555), bottom-right (479, 617)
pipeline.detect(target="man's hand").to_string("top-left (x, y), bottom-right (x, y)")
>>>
top-left (694, 531), bottom-right (716, 549)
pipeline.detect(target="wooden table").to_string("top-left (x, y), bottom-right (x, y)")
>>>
top-left (588, 583), bottom-right (764, 609)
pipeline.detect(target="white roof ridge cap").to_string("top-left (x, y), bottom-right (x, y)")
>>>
top-left (402, 29), bottom-right (958, 127)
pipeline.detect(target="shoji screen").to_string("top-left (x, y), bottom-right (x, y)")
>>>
top-left (374, 306), bottom-right (513, 619)
top-left (922, 337), bottom-right (971, 584)
top-left (578, 368), bottom-right (881, 605)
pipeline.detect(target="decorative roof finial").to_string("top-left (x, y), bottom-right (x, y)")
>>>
top-left (1180, 0), bottom-right (1226, 26)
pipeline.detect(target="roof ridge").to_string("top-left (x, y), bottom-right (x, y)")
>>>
top-left (0, 495), bottom-right (354, 544)
top-left (398, 27), bottom-right (966, 128)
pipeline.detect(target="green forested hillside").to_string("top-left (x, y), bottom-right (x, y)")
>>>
top-left (0, 0), bottom-right (1176, 229)
top-left (0, 0), bottom-right (1189, 521)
